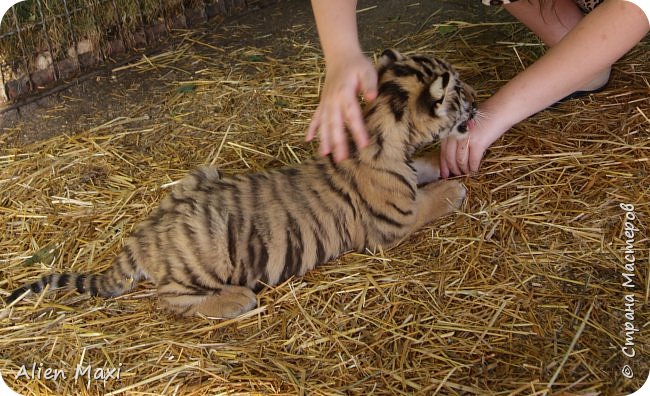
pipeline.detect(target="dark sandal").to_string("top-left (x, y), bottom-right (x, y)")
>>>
top-left (551, 81), bottom-right (609, 107)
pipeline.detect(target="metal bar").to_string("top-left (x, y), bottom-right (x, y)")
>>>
top-left (179, 0), bottom-right (186, 23)
top-left (88, 0), bottom-right (107, 62)
top-left (135, 0), bottom-right (147, 28)
top-left (1, 62), bottom-right (7, 101)
top-left (62, 0), bottom-right (81, 72)
top-left (36, 0), bottom-right (60, 80)
top-left (10, 5), bottom-right (35, 93)
top-left (135, 0), bottom-right (149, 45)
top-left (158, 0), bottom-right (170, 32)
top-left (110, 0), bottom-right (129, 51)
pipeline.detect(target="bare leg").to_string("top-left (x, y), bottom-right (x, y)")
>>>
top-left (505, 0), bottom-right (610, 91)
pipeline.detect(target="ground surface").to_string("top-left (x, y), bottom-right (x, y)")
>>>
top-left (1, 1), bottom-right (649, 395)
top-left (1, 0), bottom-right (515, 144)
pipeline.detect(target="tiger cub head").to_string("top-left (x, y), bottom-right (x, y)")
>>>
top-left (368, 49), bottom-right (476, 151)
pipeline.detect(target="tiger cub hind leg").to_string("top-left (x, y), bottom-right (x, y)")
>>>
top-left (159, 284), bottom-right (257, 319)
top-left (192, 286), bottom-right (257, 318)
top-left (408, 180), bottom-right (466, 234)
top-left (411, 149), bottom-right (466, 218)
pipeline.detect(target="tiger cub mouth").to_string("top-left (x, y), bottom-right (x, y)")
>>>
top-left (457, 105), bottom-right (477, 134)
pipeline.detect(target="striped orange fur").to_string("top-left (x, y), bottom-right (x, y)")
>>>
top-left (6, 49), bottom-right (476, 318)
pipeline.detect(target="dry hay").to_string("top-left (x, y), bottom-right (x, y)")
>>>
top-left (1, 13), bottom-right (649, 396)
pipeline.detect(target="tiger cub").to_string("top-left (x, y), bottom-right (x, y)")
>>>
top-left (5, 49), bottom-right (476, 318)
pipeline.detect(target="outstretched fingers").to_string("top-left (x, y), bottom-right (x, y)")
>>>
top-left (306, 54), bottom-right (377, 162)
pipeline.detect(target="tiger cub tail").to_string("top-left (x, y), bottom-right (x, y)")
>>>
top-left (5, 247), bottom-right (140, 304)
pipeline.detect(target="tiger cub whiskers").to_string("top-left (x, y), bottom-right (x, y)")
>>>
top-left (6, 49), bottom-right (476, 319)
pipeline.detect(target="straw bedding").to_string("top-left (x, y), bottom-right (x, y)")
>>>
top-left (1, 11), bottom-right (648, 396)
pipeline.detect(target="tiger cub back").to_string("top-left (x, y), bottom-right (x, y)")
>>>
top-left (6, 49), bottom-right (476, 318)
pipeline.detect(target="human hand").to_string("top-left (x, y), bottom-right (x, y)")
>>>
top-left (306, 52), bottom-right (378, 162)
top-left (440, 119), bottom-right (500, 178)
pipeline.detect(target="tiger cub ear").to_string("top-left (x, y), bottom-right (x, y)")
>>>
top-left (429, 71), bottom-right (451, 103)
top-left (378, 49), bottom-right (404, 68)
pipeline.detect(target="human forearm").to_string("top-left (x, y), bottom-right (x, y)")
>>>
top-left (497, 0), bottom-right (649, 130)
top-left (308, 0), bottom-right (377, 161)
top-left (441, 0), bottom-right (649, 178)
top-left (310, 0), bottom-right (362, 63)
